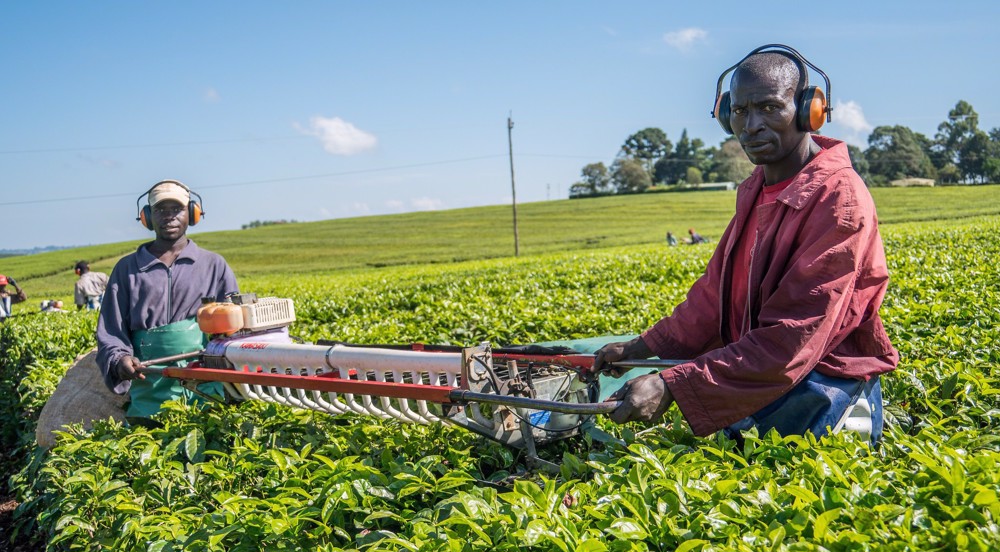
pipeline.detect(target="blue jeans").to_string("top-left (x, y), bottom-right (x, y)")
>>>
top-left (724, 370), bottom-right (883, 447)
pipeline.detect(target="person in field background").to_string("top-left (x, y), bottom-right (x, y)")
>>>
top-left (74, 260), bottom-right (109, 311)
top-left (0, 274), bottom-right (27, 321)
top-left (96, 179), bottom-right (238, 422)
top-left (594, 45), bottom-right (898, 446)
top-left (686, 228), bottom-right (708, 245)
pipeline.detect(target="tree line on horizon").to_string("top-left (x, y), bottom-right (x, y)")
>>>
top-left (569, 100), bottom-right (997, 197)
top-left (241, 219), bottom-right (300, 230)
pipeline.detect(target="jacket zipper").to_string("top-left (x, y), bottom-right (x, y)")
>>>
top-left (744, 226), bottom-right (758, 337)
top-left (166, 266), bottom-right (173, 320)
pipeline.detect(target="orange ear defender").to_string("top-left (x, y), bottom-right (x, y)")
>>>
top-left (711, 43), bottom-right (832, 134)
top-left (135, 180), bottom-right (205, 230)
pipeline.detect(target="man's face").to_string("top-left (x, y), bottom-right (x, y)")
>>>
top-left (729, 69), bottom-right (806, 166)
top-left (151, 199), bottom-right (189, 241)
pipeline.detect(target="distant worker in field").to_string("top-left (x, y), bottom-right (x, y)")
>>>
top-left (686, 228), bottom-right (708, 245)
top-left (0, 274), bottom-right (27, 321)
top-left (97, 180), bottom-right (238, 423)
top-left (40, 299), bottom-right (66, 313)
top-left (593, 44), bottom-right (897, 447)
top-left (666, 231), bottom-right (678, 246)
top-left (74, 260), bottom-right (109, 311)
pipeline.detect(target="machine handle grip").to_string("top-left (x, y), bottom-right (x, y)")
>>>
top-left (606, 358), bottom-right (690, 369)
top-left (138, 350), bottom-right (204, 370)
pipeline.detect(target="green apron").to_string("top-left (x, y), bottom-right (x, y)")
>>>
top-left (530, 335), bottom-right (659, 401)
top-left (128, 318), bottom-right (222, 418)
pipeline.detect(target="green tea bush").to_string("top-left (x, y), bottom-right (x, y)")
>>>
top-left (0, 312), bottom-right (97, 467)
top-left (3, 216), bottom-right (999, 550)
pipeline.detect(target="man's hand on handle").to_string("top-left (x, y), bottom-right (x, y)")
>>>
top-left (606, 373), bottom-right (674, 424)
top-left (591, 336), bottom-right (675, 424)
top-left (592, 336), bottom-right (654, 378)
top-left (115, 356), bottom-right (145, 382)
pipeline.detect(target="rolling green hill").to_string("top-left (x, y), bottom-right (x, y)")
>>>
top-left (3, 184), bottom-right (999, 305)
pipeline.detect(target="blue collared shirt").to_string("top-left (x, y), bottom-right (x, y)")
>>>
top-left (96, 239), bottom-right (239, 394)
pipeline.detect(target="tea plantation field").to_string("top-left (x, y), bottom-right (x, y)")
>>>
top-left (4, 184), bottom-right (1000, 303)
top-left (1, 193), bottom-right (999, 549)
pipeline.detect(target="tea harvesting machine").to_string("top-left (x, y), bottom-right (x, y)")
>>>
top-left (139, 295), bottom-right (678, 465)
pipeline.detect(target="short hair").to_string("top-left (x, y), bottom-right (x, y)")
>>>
top-left (733, 51), bottom-right (807, 96)
top-left (75, 261), bottom-right (89, 271)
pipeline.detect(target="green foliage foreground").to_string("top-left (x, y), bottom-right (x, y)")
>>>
top-left (2, 216), bottom-right (999, 551)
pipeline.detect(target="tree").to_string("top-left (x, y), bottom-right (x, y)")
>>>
top-left (654, 129), bottom-right (707, 185)
top-left (957, 129), bottom-right (1000, 184)
top-left (620, 128), bottom-right (671, 178)
top-left (568, 182), bottom-right (594, 198)
top-left (986, 128), bottom-right (1000, 183)
top-left (685, 166), bottom-right (704, 185)
top-left (611, 158), bottom-right (652, 193)
top-left (865, 125), bottom-right (937, 183)
top-left (958, 130), bottom-right (991, 183)
top-left (709, 137), bottom-right (755, 184)
top-left (580, 162), bottom-right (611, 194)
top-left (569, 162), bottom-right (611, 198)
top-left (846, 144), bottom-right (871, 183)
top-left (242, 219), bottom-right (299, 230)
top-left (937, 163), bottom-right (961, 185)
top-left (933, 100), bottom-right (980, 173)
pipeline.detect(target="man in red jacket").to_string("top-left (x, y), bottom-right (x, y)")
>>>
top-left (594, 45), bottom-right (897, 445)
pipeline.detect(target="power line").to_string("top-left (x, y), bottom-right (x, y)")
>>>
top-left (0, 155), bottom-right (507, 207)
top-left (0, 136), bottom-right (307, 155)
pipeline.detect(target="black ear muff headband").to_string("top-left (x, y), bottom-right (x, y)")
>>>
top-left (135, 180), bottom-right (205, 230)
top-left (711, 43), bottom-right (832, 134)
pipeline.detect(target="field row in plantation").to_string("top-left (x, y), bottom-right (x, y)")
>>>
top-left (1, 213), bottom-right (998, 550)
top-left (4, 184), bottom-right (1000, 302)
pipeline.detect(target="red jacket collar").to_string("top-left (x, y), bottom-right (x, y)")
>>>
top-left (738, 135), bottom-right (854, 212)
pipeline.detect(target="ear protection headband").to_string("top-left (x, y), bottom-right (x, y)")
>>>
top-left (711, 44), bottom-right (832, 134)
top-left (136, 180), bottom-right (204, 230)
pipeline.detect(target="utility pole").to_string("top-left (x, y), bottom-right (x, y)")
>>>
top-left (507, 113), bottom-right (519, 257)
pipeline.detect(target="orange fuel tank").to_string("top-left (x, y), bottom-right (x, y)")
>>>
top-left (197, 300), bottom-right (244, 336)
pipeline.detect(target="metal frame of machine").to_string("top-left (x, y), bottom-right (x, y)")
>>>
top-left (140, 295), bottom-right (621, 467)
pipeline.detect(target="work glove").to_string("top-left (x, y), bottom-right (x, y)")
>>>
top-left (7, 277), bottom-right (17, 287)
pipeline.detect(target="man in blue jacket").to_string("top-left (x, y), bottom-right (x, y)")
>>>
top-left (97, 180), bottom-right (239, 420)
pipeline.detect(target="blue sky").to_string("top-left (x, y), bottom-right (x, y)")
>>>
top-left (2, 1), bottom-right (997, 250)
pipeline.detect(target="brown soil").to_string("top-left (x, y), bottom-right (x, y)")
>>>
top-left (0, 496), bottom-right (40, 552)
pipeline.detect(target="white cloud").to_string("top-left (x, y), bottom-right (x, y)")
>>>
top-left (833, 99), bottom-right (873, 147)
top-left (296, 116), bottom-right (377, 156)
top-left (349, 202), bottom-right (371, 215)
top-left (663, 28), bottom-right (707, 51)
top-left (204, 87), bottom-right (220, 103)
top-left (385, 197), bottom-right (443, 212)
top-left (411, 197), bottom-right (443, 211)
